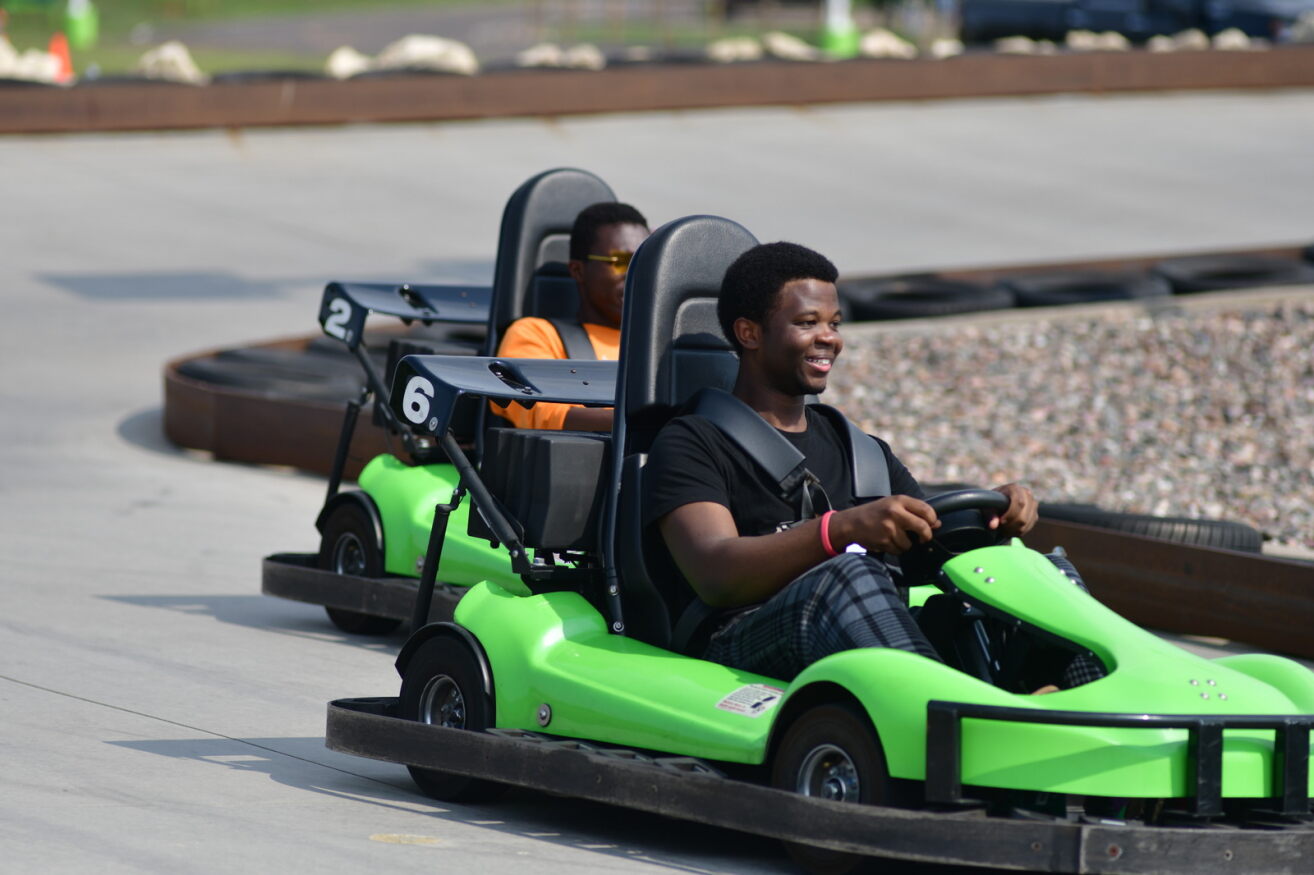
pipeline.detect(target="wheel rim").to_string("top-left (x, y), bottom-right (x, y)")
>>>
top-left (796, 743), bottom-right (860, 802)
top-left (331, 532), bottom-right (367, 577)
top-left (417, 674), bottom-right (466, 728)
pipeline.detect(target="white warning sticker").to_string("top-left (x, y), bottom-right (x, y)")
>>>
top-left (716, 684), bottom-right (784, 717)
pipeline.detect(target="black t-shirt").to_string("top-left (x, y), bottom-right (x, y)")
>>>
top-left (641, 406), bottom-right (923, 615)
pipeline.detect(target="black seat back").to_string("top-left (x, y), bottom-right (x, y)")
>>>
top-left (604, 215), bottom-right (758, 647)
top-left (484, 168), bottom-right (617, 355)
top-left (467, 169), bottom-right (617, 539)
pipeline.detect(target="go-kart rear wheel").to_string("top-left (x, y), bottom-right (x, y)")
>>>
top-left (772, 702), bottom-right (889, 875)
top-left (398, 635), bottom-right (507, 803)
top-left (317, 502), bottom-right (401, 635)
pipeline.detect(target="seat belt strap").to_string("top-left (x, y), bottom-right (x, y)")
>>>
top-left (546, 317), bottom-right (597, 361)
top-left (692, 388), bottom-right (892, 505)
top-left (811, 404), bottom-right (892, 499)
top-left (692, 388), bottom-right (811, 499)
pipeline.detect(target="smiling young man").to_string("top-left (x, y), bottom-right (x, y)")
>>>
top-left (641, 242), bottom-right (1057, 681)
top-left (495, 202), bottom-right (649, 431)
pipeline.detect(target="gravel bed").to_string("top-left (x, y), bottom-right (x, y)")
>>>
top-left (828, 289), bottom-right (1314, 549)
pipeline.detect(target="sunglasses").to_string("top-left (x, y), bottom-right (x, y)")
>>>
top-left (585, 250), bottom-right (634, 276)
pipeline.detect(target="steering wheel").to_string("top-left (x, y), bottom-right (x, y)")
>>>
top-left (900, 489), bottom-right (1011, 586)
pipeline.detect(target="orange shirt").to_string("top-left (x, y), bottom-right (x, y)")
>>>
top-left (492, 317), bottom-right (620, 430)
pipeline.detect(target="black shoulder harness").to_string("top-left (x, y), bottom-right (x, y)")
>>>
top-left (545, 317), bottom-right (597, 361)
top-left (690, 388), bottom-right (891, 515)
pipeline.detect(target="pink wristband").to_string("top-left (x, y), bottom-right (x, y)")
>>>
top-left (819, 510), bottom-right (839, 557)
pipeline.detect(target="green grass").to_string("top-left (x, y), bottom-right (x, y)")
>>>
top-left (2, 0), bottom-right (492, 74)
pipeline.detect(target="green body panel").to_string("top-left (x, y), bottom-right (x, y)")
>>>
top-left (454, 539), bottom-right (1314, 798)
top-left (357, 455), bottom-right (520, 591)
top-left (455, 582), bottom-right (779, 763)
top-left (932, 542), bottom-right (1310, 797)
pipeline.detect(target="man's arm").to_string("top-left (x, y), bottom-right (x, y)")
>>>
top-left (658, 495), bottom-right (940, 608)
top-left (562, 406), bottom-right (614, 431)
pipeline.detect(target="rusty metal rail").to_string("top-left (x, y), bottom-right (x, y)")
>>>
top-left (7, 46), bottom-right (1314, 135)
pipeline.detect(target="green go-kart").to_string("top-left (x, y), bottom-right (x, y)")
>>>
top-left (262, 168), bottom-right (618, 633)
top-left (326, 215), bottom-right (1314, 873)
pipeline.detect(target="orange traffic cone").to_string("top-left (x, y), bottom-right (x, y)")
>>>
top-left (48, 31), bottom-right (74, 84)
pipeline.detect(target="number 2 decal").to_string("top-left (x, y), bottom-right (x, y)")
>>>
top-left (323, 297), bottom-right (353, 342)
top-left (402, 375), bottom-right (435, 425)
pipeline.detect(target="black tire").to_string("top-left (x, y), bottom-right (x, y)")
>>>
top-left (1040, 503), bottom-right (1263, 553)
top-left (839, 275), bottom-right (1014, 322)
top-left (772, 702), bottom-right (889, 875)
top-left (398, 635), bottom-right (507, 802)
top-left (1152, 254), bottom-right (1314, 295)
top-left (317, 502), bottom-right (402, 635)
top-left (1302, 242), bottom-right (1313, 265)
top-left (213, 347), bottom-right (365, 382)
top-left (999, 271), bottom-right (1171, 307)
top-left (175, 355), bottom-right (363, 403)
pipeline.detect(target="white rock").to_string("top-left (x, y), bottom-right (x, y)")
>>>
top-left (1034, 39), bottom-right (1059, 55)
top-left (859, 28), bottom-right (917, 59)
top-left (375, 34), bottom-right (479, 76)
top-left (1172, 28), bottom-right (1210, 51)
top-left (1212, 27), bottom-right (1252, 50)
top-left (1094, 30), bottom-right (1131, 51)
top-left (136, 40), bottom-right (208, 84)
top-left (1291, 11), bottom-right (1314, 43)
top-left (762, 30), bottom-right (821, 61)
top-left (563, 43), bottom-right (606, 71)
top-left (1147, 34), bottom-right (1177, 53)
top-left (706, 36), bottom-right (763, 63)
top-left (325, 45), bottom-right (371, 79)
top-left (994, 35), bottom-right (1036, 55)
top-left (1065, 29), bottom-right (1100, 51)
top-left (929, 37), bottom-right (964, 59)
top-left (516, 42), bottom-right (564, 68)
top-left (13, 47), bottom-right (62, 83)
top-left (0, 36), bottom-right (19, 77)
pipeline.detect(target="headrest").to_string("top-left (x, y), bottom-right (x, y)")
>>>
top-left (618, 215), bottom-right (757, 428)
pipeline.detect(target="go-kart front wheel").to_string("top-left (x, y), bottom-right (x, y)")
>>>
top-left (317, 501), bottom-right (401, 635)
top-left (398, 635), bottom-right (507, 803)
top-left (772, 702), bottom-right (890, 875)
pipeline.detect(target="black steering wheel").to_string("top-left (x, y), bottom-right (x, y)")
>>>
top-left (900, 489), bottom-right (1011, 586)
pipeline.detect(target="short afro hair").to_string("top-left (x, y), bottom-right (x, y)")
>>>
top-left (569, 202), bottom-right (648, 261)
top-left (717, 242), bottom-right (838, 352)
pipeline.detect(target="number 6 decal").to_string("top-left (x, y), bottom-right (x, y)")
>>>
top-left (323, 297), bottom-right (353, 342)
top-left (401, 375), bottom-right (435, 425)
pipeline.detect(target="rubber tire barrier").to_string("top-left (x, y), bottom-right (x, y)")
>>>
top-left (1152, 254), bottom-right (1314, 294)
top-left (839, 275), bottom-right (1015, 321)
top-left (1040, 503), bottom-right (1263, 554)
top-left (999, 271), bottom-right (1172, 307)
top-left (175, 354), bottom-right (364, 403)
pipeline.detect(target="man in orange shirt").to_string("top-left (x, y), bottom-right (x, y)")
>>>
top-left (495, 202), bottom-right (649, 431)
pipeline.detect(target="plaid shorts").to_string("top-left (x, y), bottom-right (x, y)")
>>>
top-left (703, 553), bottom-right (941, 681)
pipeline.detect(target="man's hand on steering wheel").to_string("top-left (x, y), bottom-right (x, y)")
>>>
top-left (831, 495), bottom-right (941, 555)
top-left (988, 482), bottom-right (1037, 538)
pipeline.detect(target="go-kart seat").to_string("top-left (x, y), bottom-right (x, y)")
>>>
top-left (604, 215), bottom-right (759, 648)
top-left (483, 167), bottom-right (617, 356)
top-left (466, 168), bottom-right (618, 547)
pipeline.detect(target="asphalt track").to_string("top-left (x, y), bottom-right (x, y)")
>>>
top-left (2, 90), bottom-right (1312, 873)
